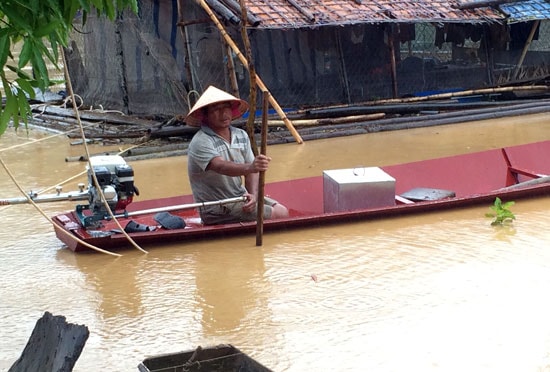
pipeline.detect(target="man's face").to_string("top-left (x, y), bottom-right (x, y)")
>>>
top-left (205, 102), bottom-right (233, 129)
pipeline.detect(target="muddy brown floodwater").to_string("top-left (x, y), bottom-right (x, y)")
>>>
top-left (1, 113), bottom-right (550, 371)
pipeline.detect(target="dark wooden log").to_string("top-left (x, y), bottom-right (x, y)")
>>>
top-left (148, 125), bottom-right (199, 138)
top-left (9, 312), bottom-right (89, 372)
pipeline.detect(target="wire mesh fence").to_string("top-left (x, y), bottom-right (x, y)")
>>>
top-left (64, 6), bottom-right (550, 119)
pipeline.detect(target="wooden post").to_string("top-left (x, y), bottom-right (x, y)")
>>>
top-left (9, 312), bottom-right (89, 372)
top-left (176, 0), bottom-right (196, 101)
top-left (256, 92), bottom-right (269, 246)
top-left (514, 20), bottom-right (540, 81)
top-left (239, 0), bottom-right (259, 156)
top-left (387, 24), bottom-right (398, 98)
top-left (198, 0), bottom-right (303, 144)
top-left (224, 42), bottom-right (240, 98)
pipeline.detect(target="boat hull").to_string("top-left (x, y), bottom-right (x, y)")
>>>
top-left (138, 344), bottom-right (272, 372)
top-left (52, 140), bottom-right (550, 252)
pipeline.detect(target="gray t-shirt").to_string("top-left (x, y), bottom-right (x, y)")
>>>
top-left (187, 126), bottom-right (254, 220)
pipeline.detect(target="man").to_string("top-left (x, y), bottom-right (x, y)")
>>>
top-left (186, 86), bottom-right (289, 225)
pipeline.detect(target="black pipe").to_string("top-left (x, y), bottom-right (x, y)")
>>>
top-left (205, 0), bottom-right (240, 25)
top-left (273, 102), bottom-right (550, 144)
top-left (220, 0), bottom-right (261, 26)
top-left (296, 97), bottom-right (549, 119)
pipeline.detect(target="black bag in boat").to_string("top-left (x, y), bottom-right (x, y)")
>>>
top-left (154, 212), bottom-right (186, 229)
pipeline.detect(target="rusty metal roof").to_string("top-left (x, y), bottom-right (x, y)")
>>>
top-left (235, 0), bottom-right (506, 28)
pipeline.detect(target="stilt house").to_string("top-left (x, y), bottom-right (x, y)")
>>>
top-left (65, 0), bottom-right (550, 120)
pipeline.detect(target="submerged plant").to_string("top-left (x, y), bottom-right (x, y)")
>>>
top-left (486, 197), bottom-right (516, 226)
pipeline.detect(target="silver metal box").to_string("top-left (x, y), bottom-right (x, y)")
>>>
top-left (323, 167), bottom-right (396, 213)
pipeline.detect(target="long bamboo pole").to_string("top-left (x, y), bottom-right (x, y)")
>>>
top-left (197, 0), bottom-right (303, 144)
top-left (256, 92), bottom-right (269, 246)
top-left (514, 20), bottom-right (540, 81)
top-left (387, 25), bottom-right (398, 99)
top-left (176, 0), bottom-right (196, 98)
top-left (224, 42), bottom-right (240, 97)
top-left (239, 0), bottom-right (259, 156)
top-left (497, 175), bottom-right (550, 191)
top-left (360, 85), bottom-right (550, 106)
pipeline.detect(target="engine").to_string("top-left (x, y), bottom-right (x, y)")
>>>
top-left (77, 155), bottom-right (138, 227)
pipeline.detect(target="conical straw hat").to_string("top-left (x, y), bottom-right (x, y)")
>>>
top-left (185, 86), bottom-right (249, 127)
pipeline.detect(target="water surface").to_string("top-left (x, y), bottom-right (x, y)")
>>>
top-left (1, 114), bottom-right (550, 371)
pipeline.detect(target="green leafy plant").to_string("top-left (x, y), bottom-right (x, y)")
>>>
top-left (486, 197), bottom-right (516, 226)
top-left (0, 0), bottom-right (138, 135)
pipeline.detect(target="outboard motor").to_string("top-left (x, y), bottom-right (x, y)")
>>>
top-left (76, 155), bottom-right (138, 228)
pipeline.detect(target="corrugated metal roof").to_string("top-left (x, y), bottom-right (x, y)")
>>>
top-left (237, 0), bottom-right (506, 28)
top-left (499, 0), bottom-right (550, 23)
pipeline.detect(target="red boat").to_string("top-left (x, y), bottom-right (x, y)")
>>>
top-left (52, 140), bottom-right (550, 253)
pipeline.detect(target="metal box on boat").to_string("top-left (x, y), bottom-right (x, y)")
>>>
top-left (323, 167), bottom-right (396, 213)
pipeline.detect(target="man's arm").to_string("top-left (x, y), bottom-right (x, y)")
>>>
top-left (244, 172), bottom-right (259, 197)
top-left (207, 155), bottom-right (270, 178)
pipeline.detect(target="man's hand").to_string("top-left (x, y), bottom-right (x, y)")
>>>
top-left (250, 154), bottom-right (271, 173)
top-left (242, 192), bottom-right (257, 212)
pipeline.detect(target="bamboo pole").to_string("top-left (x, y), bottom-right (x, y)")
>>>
top-left (335, 28), bottom-right (351, 103)
top-left (514, 20), bottom-right (540, 81)
top-left (268, 113), bottom-right (386, 127)
top-left (197, 0), bottom-right (303, 144)
top-left (224, 41), bottom-right (240, 97)
top-left (362, 85), bottom-right (549, 106)
top-left (256, 93), bottom-right (269, 246)
top-left (238, 0), bottom-right (264, 245)
top-left (497, 175), bottom-right (550, 191)
top-left (176, 0), bottom-right (197, 100)
top-left (387, 24), bottom-right (398, 99)
top-left (239, 0), bottom-right (259, 156)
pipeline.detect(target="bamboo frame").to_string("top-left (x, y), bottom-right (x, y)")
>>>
top-left (239, 0), bottom-right (259, 156)
top-left (224, 41), bottom-right (240, 97)
top-left (514, 20), bottom-right (541, 81)
top-left (176, 0), bottom-right (196, 100)
top-left (197, 0), bottom-right (303, 144)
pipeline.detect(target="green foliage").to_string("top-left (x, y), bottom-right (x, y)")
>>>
top-left (485, 197), bottom-right (516, 226)
top-left (0, 0), bottom-right (138, 135)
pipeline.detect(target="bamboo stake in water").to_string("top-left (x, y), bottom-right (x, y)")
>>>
top-left (256, 93), bottom-right (269, 246)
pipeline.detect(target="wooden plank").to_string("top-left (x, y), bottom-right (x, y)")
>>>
top-left (8, 312), bottom-right (89, 372)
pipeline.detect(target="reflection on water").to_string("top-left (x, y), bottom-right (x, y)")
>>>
top-left (194, 245), bottom-right (269, 337)
top-left (1, 115), bottom-right (550, 371)
top-left (58, 252), bottom-right (145, 319)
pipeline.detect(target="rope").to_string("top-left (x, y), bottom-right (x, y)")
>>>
top-left (0, 156), bottom-right (121, 256)
top-left (186, 90), bottom-right (200, 111)
top-left (60, 47), bottom-right (148, 255)
top-left (0, 123), bottom-right (93, 153)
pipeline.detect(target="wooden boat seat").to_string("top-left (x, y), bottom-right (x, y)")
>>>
top-left (399, 187), bottom-right (456, 202)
